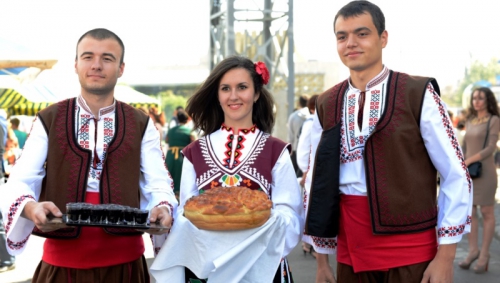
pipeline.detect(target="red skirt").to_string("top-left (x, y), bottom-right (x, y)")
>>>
top-left (337, 195), bottom-right (437, 272)
top-left (43, 192), bottom-right (145, 269)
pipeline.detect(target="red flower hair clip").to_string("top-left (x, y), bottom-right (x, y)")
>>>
top-left (254, 61), bottom-right (270, 85)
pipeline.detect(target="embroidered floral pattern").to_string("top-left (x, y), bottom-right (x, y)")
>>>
top-left (312, 236), bottom-right (337, 250)
top-left (167, 170), bottom-right (174, 190)
top-left (156, 201), bottom-right (174, 218)
top-left (430, 84), bottom-right (472, 193)
top-left (223, 134), bottom-right (245, 168)
top-left (339, 68), bottom-right (388, 164)
top-left (195, 137), bottom-right (222, 188)
top-left (7, 235), bottom-right (30, 250)
top-left (5, 195), bottom-right (35, 233)
top-left (220, 173), bottom-right (242, 187)
top-left (196, 131), bottom-right (272, 195)
top-left (369, 90), bottom-right (381, 127)
top-left (239, 133), bottom-right (271, 193)
top-left (220, 124), bottom-right (256, 134)
top-left (303, 189), bottom-right (308, 210)
top-left (76, 111), bottom-right (115, 183)
top-left (78, 114), bottom-right (91, 148)
top-left (340, 88), bottom-right (383, 164)
top-left (437, 224), bottom-right (466, 238)
top-left (103, 117), bottom-right (114, 143)
top-left (340, 94), bottom-right (364, 164)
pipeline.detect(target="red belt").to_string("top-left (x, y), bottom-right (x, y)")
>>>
top-left (42, 192), bottom-right (145, 269)
top-left (337, 195), bottom-right (437, 272)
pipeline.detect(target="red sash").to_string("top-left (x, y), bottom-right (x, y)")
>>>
top-left (337, 195), bottom-right (437, 272)
top-left (42, 192), bottom-right (145, 269)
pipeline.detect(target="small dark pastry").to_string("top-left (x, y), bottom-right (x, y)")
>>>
top-left (124, 208), bottom-right (135, 225)
top-left (90, 205), bottom-right (105, 223)
top-left (134, 209), bottom-right (149, 225)
top-left (79, 203), bottom-right (91, 223)
top-left (66, 203), bottom-right (80, 223)
top-left (107, 204), bottom-right (123, 224)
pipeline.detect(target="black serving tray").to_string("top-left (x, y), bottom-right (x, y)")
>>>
top-left (47, 215), bottom-right (168, 232)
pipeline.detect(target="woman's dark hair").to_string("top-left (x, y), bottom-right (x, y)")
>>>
top-left (186, 55), bottom-right (275, 135)
top-left (334, 0), bottom-right (385, 36)
top-left (467, 87), bottom-right (500, 119)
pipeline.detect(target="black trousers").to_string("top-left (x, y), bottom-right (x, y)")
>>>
top-left (337, 261), bottom-right (431, 283)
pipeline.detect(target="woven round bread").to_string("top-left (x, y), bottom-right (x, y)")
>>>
top-left (184, 186), bottom-right (273, 230)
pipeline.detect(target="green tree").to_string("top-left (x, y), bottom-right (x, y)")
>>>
top-left (158, 90), bottom-right (187, 123)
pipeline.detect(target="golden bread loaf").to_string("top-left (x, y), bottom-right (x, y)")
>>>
top-left (184, 186), bottom-right (273, 230)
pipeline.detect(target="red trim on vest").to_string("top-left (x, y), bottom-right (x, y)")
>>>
top-left (42, 192), bottom-right (145, 269)
top-left (337, 195), bottom-right (437, 273)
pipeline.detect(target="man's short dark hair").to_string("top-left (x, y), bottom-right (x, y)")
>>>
top-left (177, 110), bottom-right (189, 124)
top-left (299, 95), bottom-right (309, 108)
top-left (334, 0), bottom-right (385, 36)
top-left (10, 118), bottom-right (20, 128)
top-left (175, 106), bottom-right (184, 111)
top-left (76, 28), bottom-right (125, 64)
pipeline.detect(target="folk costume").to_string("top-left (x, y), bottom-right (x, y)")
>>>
top-left (0, 96), bottom-right (177, 283)
top-left (305, 67), bottom-right (472, 278)
top-left (165, 124), bottom-right (194, 195)
top-left (179, 125), bottom-right (303, 283)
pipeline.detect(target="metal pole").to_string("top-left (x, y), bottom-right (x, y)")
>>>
top-left (227, 0), bottom-right (236, 56)
top-left (263, 0), bottom-right (272, 68)
top-left (209, 0), bottom-right (221, 69)
top-left (287, 0), bottom-right (295, 116)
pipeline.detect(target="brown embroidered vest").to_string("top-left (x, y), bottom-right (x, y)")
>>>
top-left (306, 71), bottom-right (440, 237)
top-left (33, 98), bottom-right (149, 239)
top-left (182, 131), bottom-right (290, 197)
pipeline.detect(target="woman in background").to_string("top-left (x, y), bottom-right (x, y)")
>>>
top-left (459, 87), bottom-right (500, 273)
top-left (165, 110), bottom-right (196, 197)
top-left (296, 94), bottom-right (319, 257)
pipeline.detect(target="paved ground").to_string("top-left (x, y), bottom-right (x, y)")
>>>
top-left (1, 178), bottom-right (500, 282)
top-left (1, 231), bottom-right (499, 283)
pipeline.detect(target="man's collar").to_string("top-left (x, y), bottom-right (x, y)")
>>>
top-left (348, 66), bottom-right (389, 91)
top-left (77, 95), bottom-right (116, 119)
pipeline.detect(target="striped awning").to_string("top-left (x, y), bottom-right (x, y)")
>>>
top-left (0, 88), bottom-right (51, 116)
top-left (0, 85), bottom-right (160, 116)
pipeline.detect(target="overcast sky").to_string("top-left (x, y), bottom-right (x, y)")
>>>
top-left (1, 0), bottom-right (499, 87)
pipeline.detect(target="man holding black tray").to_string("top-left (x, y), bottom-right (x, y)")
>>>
top-left (0, 28), bottom-right (177, 283)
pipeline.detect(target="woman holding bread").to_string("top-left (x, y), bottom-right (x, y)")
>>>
top-left (177, 56), bottom-right (303, 282)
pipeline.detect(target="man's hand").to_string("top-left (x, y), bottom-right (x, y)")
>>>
top-left (420, 244), bottom-right (456, 283)
top-left (22, 201), bottom-right (63, 232)
top-left (316, 253), bottom-right (336, 283)
top-left (148, 206), bottom-right (172, 235)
